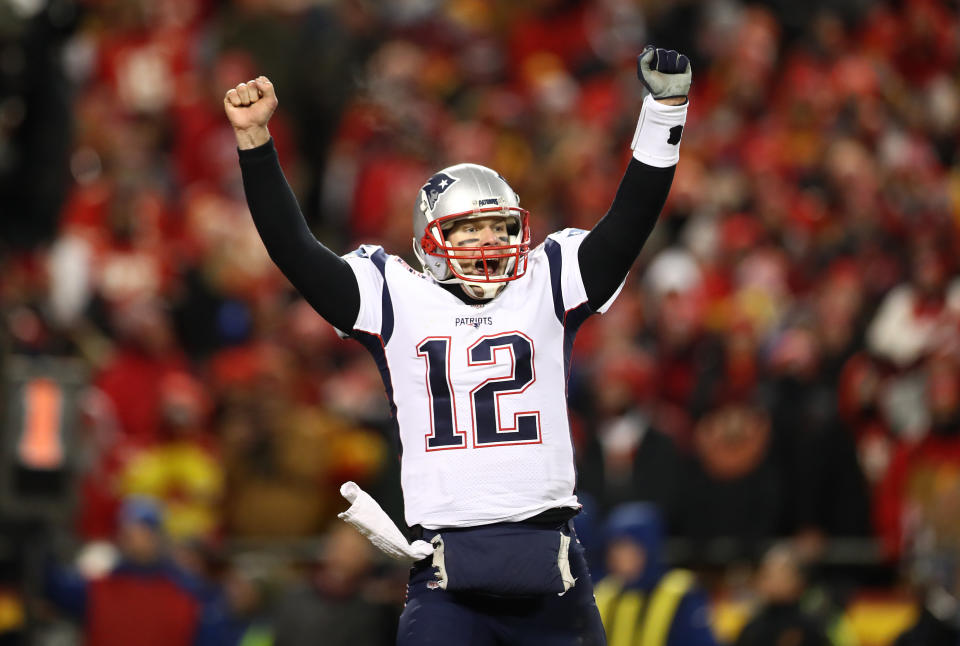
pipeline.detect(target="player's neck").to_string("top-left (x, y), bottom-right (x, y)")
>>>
top-left (440, 282), bottom-right (492, 305)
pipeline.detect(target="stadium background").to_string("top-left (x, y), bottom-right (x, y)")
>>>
top-left (1, 0), bottom-right (959, 643)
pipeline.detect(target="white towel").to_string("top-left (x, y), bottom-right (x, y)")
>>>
top-left (337, 482), bottom-right (434, 563)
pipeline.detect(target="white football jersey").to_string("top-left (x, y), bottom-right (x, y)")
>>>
top-left (343, 229), bottom-right (622, 529)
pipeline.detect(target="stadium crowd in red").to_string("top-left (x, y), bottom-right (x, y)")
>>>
top-left (1, 0), bottom-right (959, 644)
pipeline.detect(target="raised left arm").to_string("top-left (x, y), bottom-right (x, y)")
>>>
top-left (579, 47), bottom-right (691, 310)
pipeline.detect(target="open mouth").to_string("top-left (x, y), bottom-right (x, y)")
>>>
top-left (475, 259), bottom-right (501, 275)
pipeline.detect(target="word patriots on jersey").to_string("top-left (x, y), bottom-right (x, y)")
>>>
top-left (455, 316), bottom-right (493, 328)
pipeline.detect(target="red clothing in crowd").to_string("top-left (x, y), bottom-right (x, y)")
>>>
top-left (875, 435), bottom-right (960, 558)
top-left (95, 349), bottom-right (188, 444)
top-left (86, 571), bottom-right (201, 646)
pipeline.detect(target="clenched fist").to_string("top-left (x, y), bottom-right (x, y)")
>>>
top-left (224, 76), bottom-right (278, 150)
top-left (637, 46), bottom-right (691, 104)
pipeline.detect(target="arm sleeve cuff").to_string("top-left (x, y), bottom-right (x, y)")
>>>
top-left (237, 138), bottom-right (277, 164)
top-left (630, 94), bottom-right (688, 167)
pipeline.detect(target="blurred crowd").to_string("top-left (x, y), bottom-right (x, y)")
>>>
top-left (1, 0), bottom-right (960, 644)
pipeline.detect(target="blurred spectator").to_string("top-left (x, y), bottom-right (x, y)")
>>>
top-left (93, 299), bottom-right (188, 444)
top-left (0, 0), bottom-right (77, 250)
top-left (577, 347), bottom-right (683, 525)
top-left (45, 497), bottom-right (206, 646)
top-left (893, 461), bottom-right (960, 646)
top-left (734, 544), bottom-right (831, 646)
top-left (594, 503), bottom-right (717, 646)
top-left (271, 523), bottom-right (399, 646)
top-left (642, 248), bottom-right (714, 439)
top-left (195, 565), bottom-right (272, 646)
top-left (874, 354), bottom-right (960, 557)
top-left (119, 371), bottom-right (223, 539)
top-left (765, 325), bottom-right (872, 543)
top-left (0, 0), bottom-right (957, 642)
top-left (676, 402), bottom-right (783, 551)
top-left (867, 238), bottom-right (960, 369)
top-left (215, 345), bottom-right (387, 537)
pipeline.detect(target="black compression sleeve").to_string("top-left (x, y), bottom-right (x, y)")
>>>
top-left (578, 159), bottom-right (676, 310)
top-left (238, 139), bottom-right (360, 332)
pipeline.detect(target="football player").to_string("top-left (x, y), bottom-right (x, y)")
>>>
top-left (225, 46), bottom-right (691, 646)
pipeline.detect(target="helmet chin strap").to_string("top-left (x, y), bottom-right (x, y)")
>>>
top-left (460, 281), bottom-right (506, 300)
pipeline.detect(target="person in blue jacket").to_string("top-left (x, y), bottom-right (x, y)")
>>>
top-left (44, 497), bottom-right (210, 646)
top-left (593, 502), bottom-right (718, 646)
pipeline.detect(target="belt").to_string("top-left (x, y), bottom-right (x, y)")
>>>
top-left (408, 506), bottom-right (579, 541)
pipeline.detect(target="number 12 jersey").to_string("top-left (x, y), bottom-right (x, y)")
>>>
top-left (343, 229), bottom-right (623, 530)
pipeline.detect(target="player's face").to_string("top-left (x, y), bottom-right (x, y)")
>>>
top-left (444, 216), bottom-right (510, 276)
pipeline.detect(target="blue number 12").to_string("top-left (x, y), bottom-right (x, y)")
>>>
top-left (417, 333), bottom-right (540, 451)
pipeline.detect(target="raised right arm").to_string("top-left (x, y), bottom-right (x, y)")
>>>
top-left (226, 77), bottom-right (359, 332)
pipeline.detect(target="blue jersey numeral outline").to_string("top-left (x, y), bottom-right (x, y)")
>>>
top-left (416, 333), bottom-right (541, 450)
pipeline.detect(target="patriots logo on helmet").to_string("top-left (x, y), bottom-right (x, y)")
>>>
top-left (420, 172), bottom-right (458, 213)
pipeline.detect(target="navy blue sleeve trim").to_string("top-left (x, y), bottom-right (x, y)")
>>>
top-left (563, 302), bottom-right (594, 387)
top-left (369, 249), bottom-right (394, 345)
top-left (544, 238), bottom-right (566, 324)
top-left (351, 330), bottom-right (401, 455)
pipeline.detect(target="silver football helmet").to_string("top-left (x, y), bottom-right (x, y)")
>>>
top-left (412, 163), bottom-right (531, 299)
